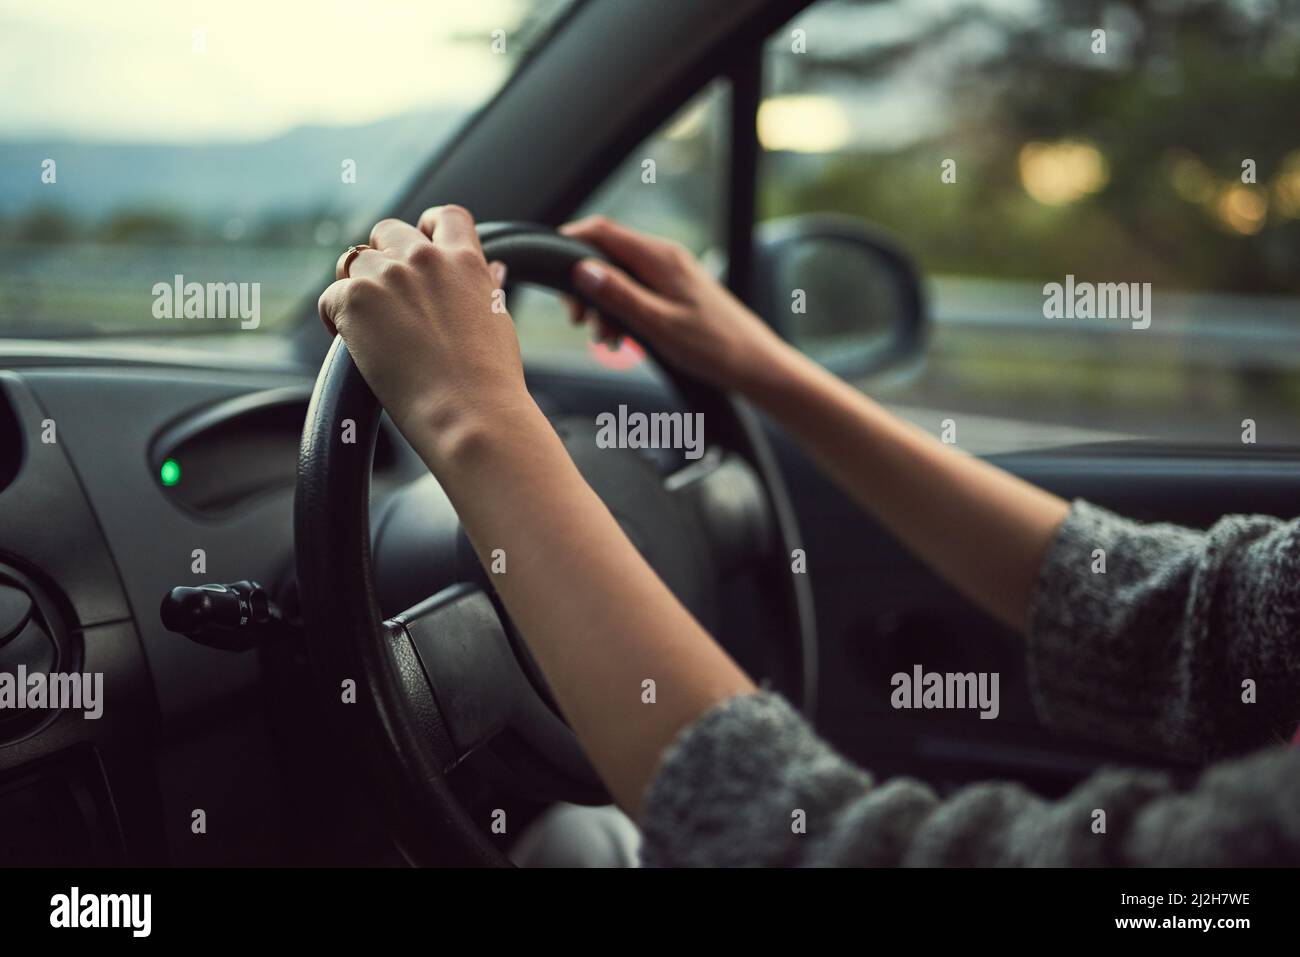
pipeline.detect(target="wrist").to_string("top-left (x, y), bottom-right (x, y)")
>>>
top-left (730, 331), bottom-right (805, 400)
top-left (405, 386), bottom-right (546, 476)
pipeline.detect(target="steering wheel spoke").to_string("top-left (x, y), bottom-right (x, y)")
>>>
top-left (385, 584), bottom-right (522, 771)
top-left (664, 448), bottom-right (774, 576)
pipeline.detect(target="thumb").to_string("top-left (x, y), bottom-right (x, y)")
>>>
top-left (571, 259), bottom-right (675, 335)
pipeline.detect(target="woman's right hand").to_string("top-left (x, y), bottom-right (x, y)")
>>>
top-left (561, 216), bottom-right (792, 393)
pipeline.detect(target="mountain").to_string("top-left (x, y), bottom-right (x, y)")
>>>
top-left (0, 107), bottom-right (466, 224)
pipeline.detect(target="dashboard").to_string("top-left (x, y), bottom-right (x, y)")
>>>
top-left (0, 348), bottom-right (427, 864)
top-left (0, 342), bottom-right (691, 865)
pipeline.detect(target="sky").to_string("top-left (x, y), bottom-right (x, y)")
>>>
top-left (0, 0), bottom-right (557, 142)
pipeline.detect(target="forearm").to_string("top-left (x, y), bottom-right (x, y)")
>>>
top-left (561, 218), bottom-right (1067, 632)
top-left (405, 395), bottom-right (755, 819)
top-left (741, 343), bottom-right (1069, 634)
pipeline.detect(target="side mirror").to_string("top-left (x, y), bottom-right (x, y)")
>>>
top-left (749, 215), bottom-right (927, 378)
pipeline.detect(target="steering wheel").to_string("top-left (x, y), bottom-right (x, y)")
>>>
top-left (295, 222), bottom-right (816, 866)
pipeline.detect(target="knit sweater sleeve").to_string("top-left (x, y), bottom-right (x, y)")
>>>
top-left (638, 692), bottom-right (1300, 867)
top-left (1026, 500), bottom-right (1300, 761)
top-left (639, 501), bottom-right (1300, 867)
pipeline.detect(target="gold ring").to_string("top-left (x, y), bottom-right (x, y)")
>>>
top-left (340, 243), bottom-right (371, 278)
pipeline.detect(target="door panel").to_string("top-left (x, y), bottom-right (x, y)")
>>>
top-left (775, 427), bottom-right (1300, 796)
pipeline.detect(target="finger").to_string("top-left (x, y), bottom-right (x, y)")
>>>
top-left (335, 245), bottom-right (386, 281)
top-left (317, 278), bottom-right (351, 337)
top-left (561, 216), bottom-right (676, 276)
top-left (565, 296), bottom-right (588, 325)
top-left (415, 206), bottom-right (440, 238)
top-left (593, 317), bottom-right (622, 346)
top-left (570, 258), bottom-right (675, 333)
top-left (488, 261), bottom-right (508, 288)
top-left (417, 204), bottom-right (482, 252)
top-left (368, 217), bottom-right (427, 255)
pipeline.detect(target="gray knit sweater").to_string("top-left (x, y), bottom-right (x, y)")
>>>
top-left (640, 500), bottom-right (1300, 866)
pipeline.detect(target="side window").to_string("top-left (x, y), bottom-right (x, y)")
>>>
top-left (761, 0), bottom-right (1300, 453)
top-left (511, 82), bottom-right (728, 369)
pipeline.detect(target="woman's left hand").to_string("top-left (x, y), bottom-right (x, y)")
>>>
top-left (317, 205), bottom-right (524, 465)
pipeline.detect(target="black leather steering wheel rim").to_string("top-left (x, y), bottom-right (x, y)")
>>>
top-left (294, 222), bottom-right (816, 866)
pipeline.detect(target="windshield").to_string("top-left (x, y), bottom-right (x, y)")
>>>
top-left (0, 0), bottom-right (575, 338)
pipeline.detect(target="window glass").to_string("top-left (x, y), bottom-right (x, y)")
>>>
top-left (511, 82), bottom-right (728, 371)
top-left (0, 0), bottom-right (575, 337)
top-left (762, 0), bottom-right (1300, 451)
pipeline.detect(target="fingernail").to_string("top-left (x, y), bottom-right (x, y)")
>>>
top-left (574, 260), bottom-right (607, 294)
top-left (490, 262), bottom-right (508, 286)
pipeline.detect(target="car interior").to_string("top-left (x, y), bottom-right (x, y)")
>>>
top-left (1, 0), bottom-right (1297, 867)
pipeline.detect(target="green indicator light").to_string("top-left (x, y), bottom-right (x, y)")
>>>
top-left (160, 458), bottom-right (181, 487)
